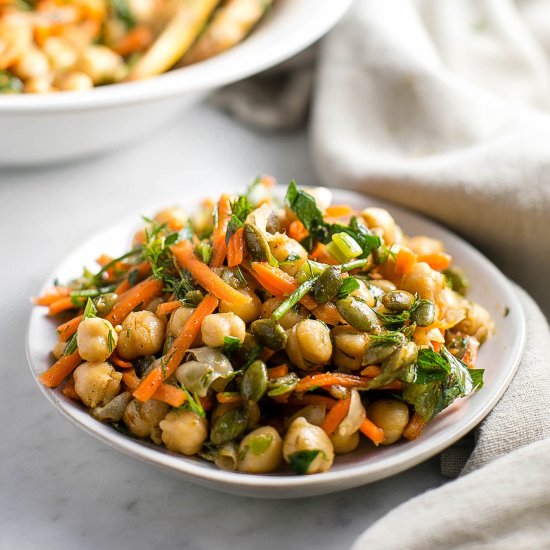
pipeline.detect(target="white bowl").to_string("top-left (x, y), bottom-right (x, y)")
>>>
top-left (26, 187), bottom-right (525, 498)
top-left (0, 0), bottom-right (353, 166)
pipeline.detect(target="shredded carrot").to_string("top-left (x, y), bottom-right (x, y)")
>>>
top-left (394, 248), bottom-right (417, 276)
top-left (227, 226), bottom-right (245, 267)
top-left (114, 26), bottom-right (153, 56)
top-left (109, 353), bottom-right (133, 369)
top-left (462, 338), bottom-right (480, 369)
top-left (104, 278), bottom-right (164, 326)
top-left (114, 278), bottom-right (130, 294)
top-left (249, 262), bottom-right (297, 295)
top-left (432, 341), bottom-right (443, 353)
top-left (417, 253), bottom-right (452, 272)
top-left (96, 254), bottom-right (113, 267)
top-left (155, 300), bottom-right (182, 317)
top-left (39, 350), bottom-right (82, 388)
top-left (359, 418), bottom-right (385, 446)
top-left (62, 377), bottom-right (79, 400)
top-left (267, 364), bottom-right (288, 378)
top-left (57, 314), bottom-right (83, 342)
top-left (403, 412), bottom-right (426, 440)
top-left (361, 365), bottom-right (382, 378)
top-left (210, 194), bottom-right (232, 268)
top-left (288, 220), bottom-right (309, 242)
top-left (200, 395), bottom-right (214, 411)
top-left (261, 348), bottom-right (276, 362)
top-left (325, 205), bottom-right (352, 218)
top-left (379, 381), bottom-right (403, 391)
top-left (216, 392), bottom-right (243, 404)
top-left (34, 286), bottom-right (70, 306)
top-left (296, 373), bottom-right (370, 393)
top-left (48, 296), bottom-right (77, 316)
top-left (153, 384), bottom-right (187, 408)
top-left (122, 369), bottom-right (141, 391)
top-left (321, 396), bottom-right (351, 436)
top-left (309, 242), bottom-right (338, 265)
top-left (133, 294), bottom-right (219, 402)
top-left (172, 241), bottom-right (251, 307)
top-left (288, 394), bottom-right (337, 409)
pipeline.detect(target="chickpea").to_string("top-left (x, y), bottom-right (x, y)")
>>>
top-left (286, 320), bottom-right (332, 370)
top-left (24, 76), bottom-right (52, 94)
top-left (117, 311), bottom-right (165, 360)
top-left (12, 48), bottom-right (50, 80)
top-left (283, 417), bottom-right (335, 474)
top-left (77, 45), bottom-right (125, 84)
top-left (361, 207), bottom-right (402, 245)
top-left (73, 362), bottom-right (122, 408)
top-left (56, 71), bottom-right (94, 92)
top-left (401, 262), bottom-right (445, 302)
top-left (219, 288), bottom-right (261, 324)
top-left (406, 235), bottom-right (444, 256)
top-left (312, 302), bottom-right (343, 326)
top-left (201, 312), bottom-right (246, 348)
top-left (367, 399), bottom-right (410, 445)
top-left (76, 317), bottom-right (117, 362)
top-left (369, 279), bottom-right (396, 293)
top-left (268, 234), bottom-right (308, 276)
top-left (331, 326), bottom-right (369, 371)
top-left (238, 426), bottom-right (283, 474)
top-left (52, 340), bottom-right (66, 360)
top-left (304, 187), bottom-right (333, 212)
top-left (261, 297), bottom-right (308, 330)
top-left (351, 279), bottom-right (376, 307)
top-left (166, 306), bottom-right (202, 346)
top-left (123, 398), bottom-right (169, 439)
top-left (154, 206), bottom-right (187, 231)
top-left (159, 410), bottom-right (208, 455)
top-left (43, 37), bottom-right (78, 73)
top-left (145, 297), bottom-right (164, 314)
top-left (455, 302), bottom-right (494, 344)
top-left (331, 430), bottom-right (360, 454)
top-left (287, 404), bottom-right (326, 428)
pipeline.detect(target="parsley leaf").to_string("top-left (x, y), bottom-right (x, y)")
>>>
top-left (287, 450), bottom-right (321, 475)
top-left (337, 276), bottom-right (360, 299)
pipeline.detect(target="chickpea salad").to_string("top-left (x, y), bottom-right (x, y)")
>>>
top-left (34, 178), bottom-right (494, 476)
top-left (0, 0), bottom-right (271, 94)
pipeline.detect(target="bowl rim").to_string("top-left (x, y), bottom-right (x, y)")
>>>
top-left (0, 0), bottom-right (353, 113)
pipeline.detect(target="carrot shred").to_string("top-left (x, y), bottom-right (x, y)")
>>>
top-left (48, 296), bottom-right (77, 316)
top-left (321, 396), bottom-right (351, 436)
top-left (379, 381), bottom-right (403, 391)
top-left (309, 242), bottom-right (338, 265)
top-left (288, 394), bottom-right (337, 409)
top-left (210, 194), bottom-right (232, 268)
top-left (462, 338), bottom-right (480, 369)
top-left (432, 341), bottom-right (443, 353)
top-left (359, 418), bottom-right (385, 446)
top-left (288, 220), bottom-right (309, 242)
top-left (267, 364), bottom-right (288, 378)
top-left (96, 254), bottom-right (113, 267)
top-left (114, 278), bottom-right (131, 294)
top-left (394, 248), bottom-right (417, 276)
top-left (39, 350), bottom-right (82, 388)
top-left (172, 241), bottom-right (251, 307)
top-left (227, 226), bottom-right (245, 267)
top-left (249, 262), bottom-right (297, 295)
top-left (261, 348), bottom-right (276, 362)
top-left (200, 395), bottom-right (214, 411)
top-left (417, 253), bottom-right (452, 272)
top-left (325, 205), bottom-right (352, 218)
top-left (153, 384), bottom-right (187, 408)
top-left (122, 369), bottom-right (141, 391)
top-left (216, 392), bottom-right (243, 404)
top-left (109, 353), bottom-right (133, 369)
top-left (104, 278), bottom-right (164, 326)
top-left (360, 365), bottom-right (382, 378)
top-left (34, 286), bottom-right (70, 306)
top-left (403, 412), bottom-right (426, 440)
top-left (133, 294), bottom-right (219, 402)
top-left (295, 373), bottom-right (370, 393)
top-left (155, 300), bottom-right (182, 317)
top-left (114, 26), bottom-right (153, 56)
top-left (57, 314), bottom-right (84, 342)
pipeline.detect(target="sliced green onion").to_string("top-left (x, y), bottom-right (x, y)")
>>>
top-left (327, 232), bottom-right (362, 263)
top-left (340, 258), bottom-right (369, 272)
top-left (271, 276), bottom-right (319, 321)
top-left (295, 260), bottom-right (327, 284)
top-left (195, 242), bottom-right (213, 265)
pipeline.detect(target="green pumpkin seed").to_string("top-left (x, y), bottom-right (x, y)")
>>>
top-left (241, 360), bottom-right (269, 402)
top-left (336, 297), bottom-right (382, 333)
top-left (251, 319), bottom-right (287, 350)
top-left (411, 300), bottom-right (436, 327)
top-left (210, 406), bottom-right (249, 445)
top-left (363, 332), bottom-right (406, 365)
top-left (380, 290), bottom-right (415, 312)
top-left (94, 292), bottom-right (118, 316)
top-left (312, 266), bottom-right (342, 304)
top-left (244, 223), bottom-right (272, 262)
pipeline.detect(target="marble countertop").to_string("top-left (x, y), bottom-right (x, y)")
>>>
top-left (0, 104), bottom-right (446, 550)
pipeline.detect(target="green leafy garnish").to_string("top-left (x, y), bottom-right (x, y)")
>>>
top-left (63, 333), bottom-right (78, 356)
top-left (337, 276), bottom-right (360, 299)
top-left (272, 276), bottom-right (319, 321)
top-left (0, 70), bottom-right (23, 94)
top-left (287, 450), bottom-right (321, 475)
top-left (221, 336), bottom-right (242, 356)
top-left (178, 385), bottom-right (206, 417)
top-left (110, 0), bottom-right (136, 28)
top-left (267, 373), bottom-right (299, 396)
top-left (195, 242), bottom-right (213, 265)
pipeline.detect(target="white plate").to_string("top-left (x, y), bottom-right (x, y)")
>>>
top-left (26, 187), bottom-right (525, 498)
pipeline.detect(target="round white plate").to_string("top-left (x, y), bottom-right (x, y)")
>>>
top-left (26, 187), bottom-right (525, 498)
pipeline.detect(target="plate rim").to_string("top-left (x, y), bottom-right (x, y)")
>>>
top-left (26, 187), bottom-right (526, 497)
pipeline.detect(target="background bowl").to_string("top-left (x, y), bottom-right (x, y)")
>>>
top-left (0, 0), bottom-right (353, 166)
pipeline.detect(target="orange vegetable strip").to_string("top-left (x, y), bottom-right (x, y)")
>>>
top-left (394, 248), bottom-right (417, 276)
top-left (153, 384), bottom-right (187, 408)
top-left (216, 392), bottom-right (243, 404)
top-left (227, 227), bottom-right (245, 268)
top-left (172, 241), bottom-right (250, 307)
top-left (321, 396), bottom-right (351, 436)
top-left (57, 314), bottom-right (84, 342)
top-left (417, 253), bottom-right (452, 272)
top-left (133, 294), bottom-right (219, 402)
top-left (114, 278), bottom-right (131, 294)
top-left (122, 369), bottom-right (141, 391)
top-left (114, 26), bottom-right (153, 56)
top-left (288, 394), bottom-right (337, 409)
top-left (359, 418), bottom-right (385, 446)
top-left (96, 254), bottom-right (113, 267)
top-left (432, 341), bottom-right (443, 353)
top-left (288, 220), bottom-right (309, 242)
top-left (462, 338), bottom-right (480, 369)
top-left (403, 412), bottom-right (427, 441)
top-left (309, 242), bottom-right (338, 265)
top-left (296, 373), bottom-right (370, 393)
top-left (109, 353), bottom-right (133, 369)
top-left (105, 278), bottom-right (164, 326)
top-left (49, 296), bottom-right (77, 316)
top-left (200, 395), bottom-right (214, 411)
top-left (360, 365), bottom-right (382, 378)
top-left (39, 350), bottom-right (82, 388)
top-left (156, 300), bottom-right (182, 317)
top-left (379, 381), bottom-right (403, 391)
top-left (300, 293), bottom-right (317, 310)
top-left (249, 262), bottom-right (297, 295)
top-left (261, 348), bottom-right (276, 362)
top-left (34, 286), bottom-right (70, 306)
top-left (325, 205), bottom-right (352, 218)
top-left (210, 194), bottom-right (232, 268)
top-left (267, 364), bottom-right (288, 378)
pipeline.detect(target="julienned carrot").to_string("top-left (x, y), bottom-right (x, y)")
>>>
top-left (267, 364), bottom-right (288, 378)
top-left (96, 254), bottom-right (113, 267)
top-left (227, 227), bottom-right (245, 267)
top-left (115, 262), bottom-right (152, 294)
top-left (133, 294), bottom-right (219, 402)
top-left (462, 338), bottom-right (480, 369)
top-left (57, 314), bottom-right (83, 342)
top-left (114, 279), bottom-right (130, 294)
top-left (122, 369), bottom-right (141, 390)
top-left (261, 348), bottom-right (276, 362)
top-left (296, 373), bottom-right (370, 393)
top-left (380, 381), bottom-right (403, 390)
top-left (48, 296), bottom-right (77, 316)
top-left (34, 286), bottom-right (70, 306)
top-left (432, 341), bottom-right (443, 353)
top-left (417, 252), bottom-right (452, 272)
top-left (403, 412), bottom-right (426, 441)
top-left (172, 241), bottom-right (250, 307)
top-left (394, 248), bottom-right (417, 276)
top-left (109, 353), bottom-right (133, 369)
top-left (216, 392), bottom-right (243, 404)
top-left (325, 205), bottom-right (353, 218)
top-left (114, 26), bottom-right (153, 56)
top-left (200, 395), bottom-right (214, 411)
top-left (309, 242), bottom-right (338, 265)
top-left (153, 384), bottom-right (187, 408)
top-left (361, 365), bottom-right (382, 378)
top-left (105, 278), bottom-right (164, 326)
top-left (249, 262), bottom-right (297, 295)
top-left (288, 394), bottom-right (337, 409)
top-left (156, 300), bottom-right (182, 317)
top-left (288, 220), bottom-right (309, 242)
top-left (321, 396), bottom-right (351, 436)
top-left (359, 418), bottom-right (385, 446)
top-left (210, 194), bottom-right (232, 267)
top-left (39, 350), bottom-right (82, 388)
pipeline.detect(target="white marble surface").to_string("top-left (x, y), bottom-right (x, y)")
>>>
top-left (0, 104), bottom-right (446, 550)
